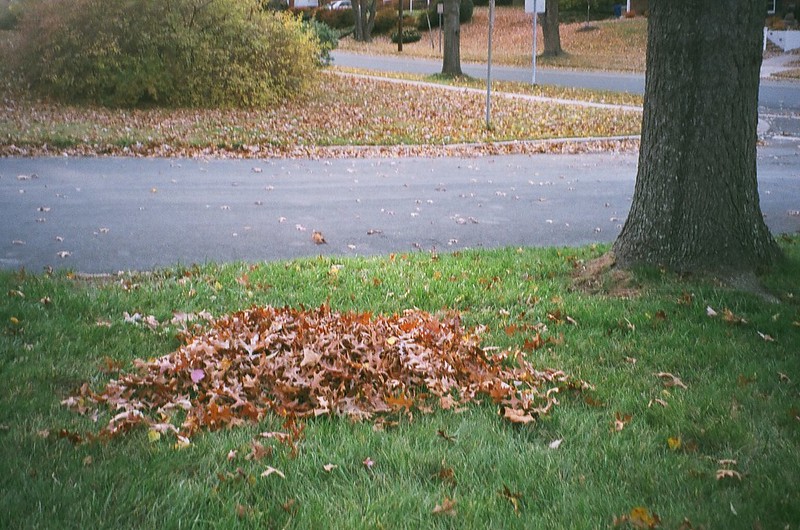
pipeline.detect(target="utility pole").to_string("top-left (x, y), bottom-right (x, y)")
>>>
top-left (398, 0), bottom-right (404, 52)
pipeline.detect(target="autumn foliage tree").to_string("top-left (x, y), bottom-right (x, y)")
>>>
top-left (613, 1), bottom-right (781, 275)
top-left (10, 0), bottom-right (320, 108)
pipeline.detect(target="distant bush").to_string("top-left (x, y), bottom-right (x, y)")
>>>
top-left (10, 0), bottom-right (320, 108)
top-left (391, 28), bottom-right (421, 44)
top-left (314, 6), bottom-right (355, 29)
top-left (374, 6), bottom-right (416, 35)
top-left (0, 2), bottom-right (19, 30)
top-left (374, 6), bottom-right (399, 34)
top-left (417, 0), bottom-right (473, 30)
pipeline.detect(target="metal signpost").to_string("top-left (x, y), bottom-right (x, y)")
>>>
top-left (437, 2), bottom-right (444, 53)
top-left (524, 0), bottom-right (546, 84)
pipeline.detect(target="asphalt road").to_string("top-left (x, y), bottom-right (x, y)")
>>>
top-left (2, 140), bottom-right (798, 274)
top-left (331, 51), bottom-right (800, 113)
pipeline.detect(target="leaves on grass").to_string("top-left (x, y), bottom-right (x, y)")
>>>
top-left (63, 305), bottom-right (580, 442)
top-left (667, 436), bottom-right (681, 451)
top-left (1, 74), bottom-right (641, 159)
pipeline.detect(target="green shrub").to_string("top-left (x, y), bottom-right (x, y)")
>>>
top-left (305, 19), bottom-right (339, 65)
top-left (391, 28), bottom-right (421, 43)
top-left (314, 6), bottom-right (355, 29)
top-left (10, 0), bottom-right (320, 108)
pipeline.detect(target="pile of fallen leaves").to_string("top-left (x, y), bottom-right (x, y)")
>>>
top-left (63, 305), bottom-right (581, 444)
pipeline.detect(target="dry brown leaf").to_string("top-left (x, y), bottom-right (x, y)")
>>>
top-left (654, 372), bottom-right (688, 389)
top-left (261, 466), bottom-right (285, 479)
top-left (613, 412), bottom-right (632, 432)
top-left (503, 407), bottom-right (535, 424)
top-left (501, 485), bottom-right (523, 513)
top-left (716, 469), bottom-right (742, 481)
top-left (432, 497), bottom-right (457, 516)
top-left (311, 230), bottom-right (327, 244)
top-left (757, 331), bottom-right (776, 343)
top-left (722, 308), bottom-right (747, 325)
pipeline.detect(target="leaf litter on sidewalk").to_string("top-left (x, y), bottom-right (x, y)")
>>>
top-left (61, 305), bottom-right (586, 444)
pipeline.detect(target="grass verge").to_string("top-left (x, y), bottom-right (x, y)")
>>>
top-left (339, 8), bottom-right (648, 72)
top-left (1, 237), bottom-right (799, 528)
top-left (0, 72), bottom-right (641, 158)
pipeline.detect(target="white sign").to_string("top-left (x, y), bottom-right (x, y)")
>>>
top-left (524, 0), bottom-right (546, 14)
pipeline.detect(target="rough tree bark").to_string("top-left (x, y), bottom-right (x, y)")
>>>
top-left (541, 0), bottom-right (563, 57)
top-left (441, 0), bottom-right (462, 76)
top-left (613, 1), bottom-right (780, 274)
top-left (353, 0), bottom-right (377, 42)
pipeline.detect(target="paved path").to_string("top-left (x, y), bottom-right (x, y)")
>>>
top-left (331, 51), bottom-right (800, 113)
top-left (2, 140), bottom-right (798, 274)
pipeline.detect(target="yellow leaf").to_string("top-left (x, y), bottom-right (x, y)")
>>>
top-left (147, 429), bottom-right (161, 443)
top-left (386, 336), bottom-right (398, 346)
top-left (667, 436), bottom-right (681, 451)
top-left (629, 506), bottom-right (660, 528)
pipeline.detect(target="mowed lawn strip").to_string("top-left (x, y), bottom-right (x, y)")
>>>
top-left (1, 239), bottom-right (799, 528)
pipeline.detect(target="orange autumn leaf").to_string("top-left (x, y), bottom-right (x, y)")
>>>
top-left (432, 497), bottom-right (457, 516)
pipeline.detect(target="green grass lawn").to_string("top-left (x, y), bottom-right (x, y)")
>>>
top-left (2, 239), bottom-right (799, 529)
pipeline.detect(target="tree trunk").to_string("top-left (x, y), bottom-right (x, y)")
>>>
top-left (353, 0), bottom-right (377, 42)
top-left (541, 0), bottom-right (562, 57)
top-left (613, 1), bottom-right (780, 275)
top-left (441, 0), bottom-right (462, 76)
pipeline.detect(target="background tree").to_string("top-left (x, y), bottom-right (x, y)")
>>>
top-left (353, 0), bottom-right (378, 42)
top-left (442, 0), bottom-right (463, 75)
top-left (541, 0), bottom-right (563, 57)
top-left (613, 1), bottom-right (780, 275)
